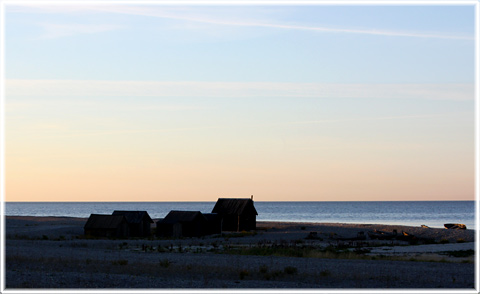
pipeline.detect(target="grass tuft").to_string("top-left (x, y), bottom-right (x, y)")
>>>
top-left (111, 259), bottom-right (128, 266)
top-left (284, 266), bottom-right (298, 275)
top-left (320, 269), bottom-right (331, 277)
top-left (239, 269), bottom-right (249, 280)
top-left (159, 258), bottom-right (171, 268)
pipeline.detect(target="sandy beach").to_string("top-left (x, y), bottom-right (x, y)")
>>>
top-left (4, 216), bottom-right (476, 289)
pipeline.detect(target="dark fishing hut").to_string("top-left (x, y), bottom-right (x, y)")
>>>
top-left (211, 197), bottom-right (258, 231)
top-left (112, 210), bottom-right (153, 237)
top-left (203, 213), bottom-right (222, 235)
top-left (157, 211), bottom-right (208, 238)
top-left (84, 214), bottom-right (129, 238)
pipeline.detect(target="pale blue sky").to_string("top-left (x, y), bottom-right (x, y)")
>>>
top-left (3, 3), bottom-right (476, 201)
top-left (5, 5), bottom-right (475, 82)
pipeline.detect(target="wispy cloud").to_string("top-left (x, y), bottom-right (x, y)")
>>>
top-left (287, 113), bottom-right (467, 126)
top-left (36, 22), bottom-right (123, 40)
top-left (11, 112), bottom-right (469, 139)
top-left (8, 5), bottom-right (474, 40)
top-left (5, 80), bottom-right (475, 101)
top-left (15, 126), bottom-right (227, 139)
top-left (90, 6), bottom-right (474, 40)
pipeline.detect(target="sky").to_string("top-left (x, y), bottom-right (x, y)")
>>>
top-left (2, 3), bottom-right (476, 202)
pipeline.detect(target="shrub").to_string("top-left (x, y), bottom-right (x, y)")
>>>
top-left (159, 258), bottom-right (171, 268)
top-left (259, 264), bottom-right (268, 274)
top-left (112, 259), bottom-right (128, 266)
top-left (284, 266), bottom-right (298, 275)
top-left (271, 270), bottom-right (284, 278)
top-left (239, 269), bottom-right (249, 280)
top-left (320, 270), bottom-right (331, 277)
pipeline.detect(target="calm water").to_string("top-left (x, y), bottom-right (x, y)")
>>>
top-left (4, 201), bottom-right (476, 229)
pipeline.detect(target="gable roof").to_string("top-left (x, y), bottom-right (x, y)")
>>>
top-left (211, 198), bottom-right (258, 215)
top-left (112, 211), bottom-right (153, 224)
top-left (84, 214), bottom-right (126, 229)
top-left (160, 211), bottom-right (207, 224)
top-left (203, 213), bottom-right (220, 222)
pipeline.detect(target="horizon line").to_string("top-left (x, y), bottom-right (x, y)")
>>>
top-left (4, 199), bottom-right (476, 202)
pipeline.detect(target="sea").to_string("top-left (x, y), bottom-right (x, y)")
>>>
top-left (4, 201), bottom-right (476, 230)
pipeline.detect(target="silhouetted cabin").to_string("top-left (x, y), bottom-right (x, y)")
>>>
top-left (212, 198), bottom-right (258, 231)
top-left (84, 214), bottom-right (128, 238)
top-left (157, 211), bottom-right (208, 238)
top-left (203, 213), bottom-right (222, 235)
top-left (112, 210), bottom-right (153, 237)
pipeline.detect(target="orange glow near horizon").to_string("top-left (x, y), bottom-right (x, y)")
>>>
top-left (5, 129), bottom-right (474, 202)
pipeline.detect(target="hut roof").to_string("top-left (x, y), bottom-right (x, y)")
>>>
top-left (112, 211), bottom-right (153, 224)
top-left (160, 211), bottom-right (206, 224)
top-left (212, 198), bottom-right (258, 215)
top-left (203, 213), bottom-right (219, 221)
top-left (84, 214), bottom-right (126, 229)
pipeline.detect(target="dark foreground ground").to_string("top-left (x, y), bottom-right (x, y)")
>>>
top-left (3, 216), bottom-right (477, 290)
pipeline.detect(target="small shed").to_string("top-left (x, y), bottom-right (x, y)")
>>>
top-left (84, 214), bottom-right (129, 238)
top-left (112, 210), bottom-right (153, 237)
top-left (157, 211), bottom-right (208, 238)
top-left (212, 198), bottom-right (258, 232)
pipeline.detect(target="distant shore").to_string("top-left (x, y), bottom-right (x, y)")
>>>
top-left (4, 216), bottom-right (475, 289)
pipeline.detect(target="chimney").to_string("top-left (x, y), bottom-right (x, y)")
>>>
top-left (251, 195), bottom-right (254, 201)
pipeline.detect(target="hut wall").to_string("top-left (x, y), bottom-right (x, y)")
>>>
top-left (127, 221), bottom-right (151, 237)
top-left (143, 220), bottom-right (152, 237)
top-left (220, 214), bottom-right (256, 231)
top-left (181, 220), bottom-right (206, 237)
top-left (172, 223), bottom-right (182, 238)
top-left (239, 214), bottom-right (256, 231)
top-left (115, 222), bottom-right (129, 238)
top-left (204, 216), bottom-right (221, 235)
top-left (157, 221), bottom-right (207, 237)
top-left (130, 218), bottom-right (152, 237)
top-left (123, 223), bottom-right (140, 237)
top-left (157, 223), bottom-right (172, 237)
top-left (221, 215), bottom-right (240, 232)
top-left (128, 224), bottom-right (139, 237)
top-left (157, 223), bottom-right (183, 238)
